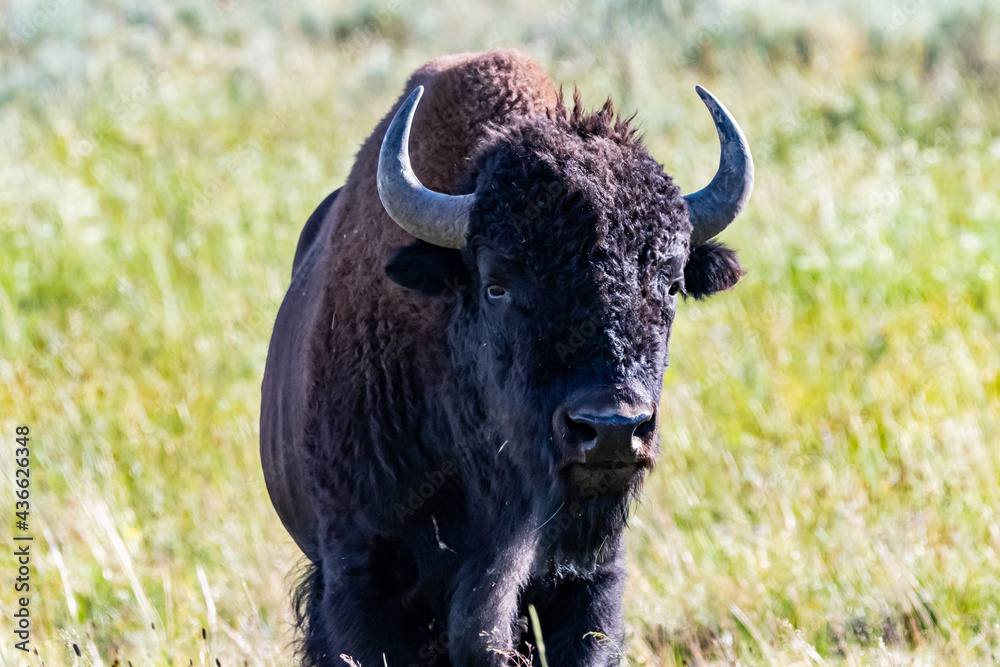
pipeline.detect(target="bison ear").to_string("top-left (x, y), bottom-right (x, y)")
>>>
top-left (683, 241), bottom-right (744, 299)
top-left (385, 240), bottom-right (470, 297)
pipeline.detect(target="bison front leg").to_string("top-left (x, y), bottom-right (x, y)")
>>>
top-left (303, 531), bottom-right (440, 667)
top-left (446, 539), bottom-right (538, 667)
top-left (526, 547), bottom-right (628, 667)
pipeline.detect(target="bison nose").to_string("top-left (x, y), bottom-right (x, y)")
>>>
top-left (554, 399), bottom-right (656, 465)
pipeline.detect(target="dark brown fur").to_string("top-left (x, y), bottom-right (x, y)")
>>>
top-left (261, 49), bottom-right (743, 667)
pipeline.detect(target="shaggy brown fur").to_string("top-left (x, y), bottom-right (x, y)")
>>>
top-left (261, 49), bottom-right (745, 666)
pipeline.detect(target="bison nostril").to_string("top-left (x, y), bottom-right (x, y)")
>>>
top-left (562, 412), bottom-right (598, 449)
top-left (633, 412), bottom-right (656, 439)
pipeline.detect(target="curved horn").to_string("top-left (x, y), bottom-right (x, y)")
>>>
top-left (684, 85), bottom-right (755, 246)
top-left (377, 86), bottom-right (474, 249)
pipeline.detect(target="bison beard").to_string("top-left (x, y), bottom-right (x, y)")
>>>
top-left (260, 50), bottom-right (752, 667)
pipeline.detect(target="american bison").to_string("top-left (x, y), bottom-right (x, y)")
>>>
top-left (261, 49), bottom-right (753, 666)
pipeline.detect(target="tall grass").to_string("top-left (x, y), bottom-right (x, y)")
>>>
top-left (1, 0), bottom-right (998, 664)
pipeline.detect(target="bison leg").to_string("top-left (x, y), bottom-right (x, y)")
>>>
top-left (522, 542), bottom-right (627, 667)
top-left (301, 531), bottom-right (443, 667)
top-left (446, 538), bottom-right (538, 667)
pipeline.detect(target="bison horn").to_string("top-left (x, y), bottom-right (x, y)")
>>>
top-left (377, 86), bottom-right (474, 249)
top-left (684, 85), bottom-right (755, 246)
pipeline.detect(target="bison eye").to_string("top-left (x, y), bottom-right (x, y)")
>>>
top-left (668, 281), bottom-right (683, 297)
top-left (486, 284), bottom-right (508, 300)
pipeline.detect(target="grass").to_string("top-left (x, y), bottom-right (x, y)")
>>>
top-left (1, 0), bottom-right (999, 664)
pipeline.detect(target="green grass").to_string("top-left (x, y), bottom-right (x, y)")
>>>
top-left (2, 0), bottom-right (999, 664)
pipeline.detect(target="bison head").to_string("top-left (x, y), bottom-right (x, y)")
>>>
top-left (379, 85), bottom-right (752, 554)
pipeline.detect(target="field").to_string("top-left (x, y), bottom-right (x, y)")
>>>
top-left (2, 0), bottom-right (999, 664)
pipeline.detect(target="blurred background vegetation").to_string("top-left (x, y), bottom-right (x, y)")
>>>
top-left (1, 0), bottom-right (999, 664)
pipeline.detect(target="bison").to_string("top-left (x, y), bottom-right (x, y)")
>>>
top-left (261, 50), bottom-right (753, 666)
